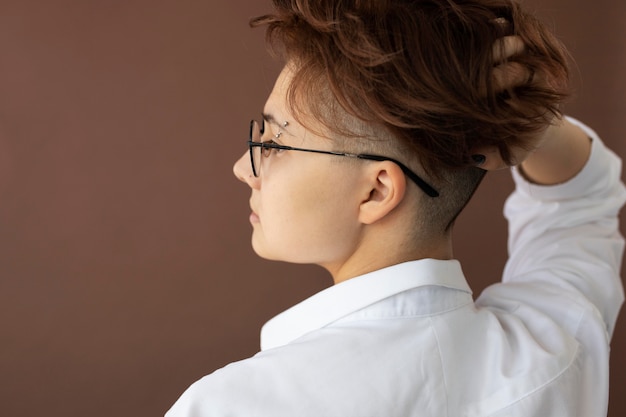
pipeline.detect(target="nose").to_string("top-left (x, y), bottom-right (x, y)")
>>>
top-left (233, 151), bottom-right (259, 188)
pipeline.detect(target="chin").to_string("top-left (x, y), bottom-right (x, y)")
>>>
top-left (250, 233), bottom-right (326, 265)
top-left (251, 238), bottom-right (280, 261)
top-left (250, 241), bottom-right (310, 264)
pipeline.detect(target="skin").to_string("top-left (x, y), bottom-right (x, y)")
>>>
top-left (233, 66), bottom-right (447, 283)
top-left (476, 116), bottom-right (591, 183)
top-left (233, 38), bottom-right (591, 285)
top-left (480, 37), bottom-right (592, 179)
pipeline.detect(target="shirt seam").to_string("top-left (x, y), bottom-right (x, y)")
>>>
top-left (481, 342), bottom-right (582, 417)
top-left (429, 315), bottom-right (450, 417)
top-left (335, 298), bottom-right (474, 323)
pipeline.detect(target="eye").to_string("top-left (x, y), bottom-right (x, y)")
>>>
top-left (261, 140), bottom-right (279, 157)
top-left (261, 140), bottom-right (285, 158)
top-left (261, 143), bottom-right (272, 157)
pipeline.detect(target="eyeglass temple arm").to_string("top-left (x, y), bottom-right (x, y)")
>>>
top-left (357, 154), bottom-right (439, 198)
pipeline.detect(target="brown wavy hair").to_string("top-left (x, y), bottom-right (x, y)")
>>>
top-left (250, 0), bottom-right (570, 174)
top-left (250, 0), bottom-right (570, 234)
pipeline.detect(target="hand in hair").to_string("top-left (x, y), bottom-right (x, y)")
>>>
top-left (475, 34), bottom-right (587, 176)
top-left (252, 1), bottom-right (571, 173)
top-left (492, 36), bottom-right (533, 92)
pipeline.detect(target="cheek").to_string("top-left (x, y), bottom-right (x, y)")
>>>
top-left (255, 168), bottom-right (360, 263)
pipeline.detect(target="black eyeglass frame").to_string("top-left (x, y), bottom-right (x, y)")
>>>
top-left (247, 120), bottom-right (439, 198)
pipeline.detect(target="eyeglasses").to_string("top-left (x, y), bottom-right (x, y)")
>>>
top-left (247, 119), bottom-right (439, 197)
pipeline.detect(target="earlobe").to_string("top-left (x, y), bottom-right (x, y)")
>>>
top-left (358, 163), bottom-right (407, 225)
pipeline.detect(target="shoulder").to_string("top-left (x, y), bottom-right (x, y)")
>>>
top-left (166, 317), bottom-right (449, 416)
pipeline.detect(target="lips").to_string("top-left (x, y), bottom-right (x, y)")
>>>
top-left (249, 201), bottom-right (260, 223)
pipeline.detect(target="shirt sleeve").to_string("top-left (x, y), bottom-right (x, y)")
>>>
top-left (486, 117), bottom-right (626, 339)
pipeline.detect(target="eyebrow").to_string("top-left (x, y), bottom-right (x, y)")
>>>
top-left (262, 112), bottom-right (293, 136)
top-left (262, 112), bottom-right (277, 125)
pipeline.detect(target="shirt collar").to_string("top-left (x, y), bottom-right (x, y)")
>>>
top-left (260, 259), bottom-right (471, 351)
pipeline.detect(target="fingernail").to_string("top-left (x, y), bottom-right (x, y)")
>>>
top-left (471, 154), bottom-right (486, 166)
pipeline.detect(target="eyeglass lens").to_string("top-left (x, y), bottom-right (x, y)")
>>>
top-left (249, 120), bottom-right (262, 176)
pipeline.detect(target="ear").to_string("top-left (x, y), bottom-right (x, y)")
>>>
top-left (358, 161), bottom-right (407, 225)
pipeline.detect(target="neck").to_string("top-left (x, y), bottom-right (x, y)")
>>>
top-left (326, 230), bottom-right (453, 285)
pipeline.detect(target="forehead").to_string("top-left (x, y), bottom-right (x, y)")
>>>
top-left (263, 66), bottom-right (329, 144)
top-left (263, 65), bottom-right (394, 152)
top-left (263, 66), bottom-right (294, 124)
top-left (263, 65), bottom-right (350, 142)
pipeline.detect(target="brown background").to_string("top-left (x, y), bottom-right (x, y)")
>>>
top-left (0, 1), bottom-right (624, 416)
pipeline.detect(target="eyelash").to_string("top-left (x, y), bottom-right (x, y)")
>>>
top-left (260, 120), bottom-right (287, 157)
top-left (260, 140), bottom-right (286, 157)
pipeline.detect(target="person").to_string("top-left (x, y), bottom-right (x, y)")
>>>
top-left (166, 0), bottom-right (625, 415)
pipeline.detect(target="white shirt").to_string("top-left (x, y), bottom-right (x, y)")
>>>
top-left (166, 119), bottom-right (625, 417)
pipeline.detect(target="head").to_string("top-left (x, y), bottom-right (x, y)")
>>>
top-left (235, 0), bottom-right (569, 280)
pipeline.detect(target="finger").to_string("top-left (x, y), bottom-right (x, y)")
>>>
top-left (491, 17), bottom-right (513, 36)
top-left (492, 36), bottom-right (525, 63)
top-left (491, 17), bottom-right (510, 27)
top-left (492, 61), bottom-right (532, 90)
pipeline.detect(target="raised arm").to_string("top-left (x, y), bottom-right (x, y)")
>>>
top-left (518, 116), bottom-right (591, 185)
